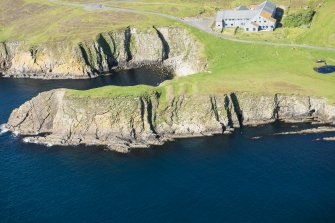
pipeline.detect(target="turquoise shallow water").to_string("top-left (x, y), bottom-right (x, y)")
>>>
top-left (1, 70), bottom-right (335, 223)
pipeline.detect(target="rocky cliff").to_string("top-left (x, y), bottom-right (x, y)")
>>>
top-left (6, 89), bottom-right (335, 152)
top-left (0, 26), bottom-right (206, 79)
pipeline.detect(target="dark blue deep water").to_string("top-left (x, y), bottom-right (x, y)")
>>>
top-left (1, 69), bottom-right (335, 222)
top-left (314, 65), bottom-right (335, 74)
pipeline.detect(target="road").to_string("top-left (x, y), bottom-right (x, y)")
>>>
top-left (48, 0), bottom-right (335, 52)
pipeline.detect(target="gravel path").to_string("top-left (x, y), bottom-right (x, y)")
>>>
top-left (49, 0), bottom-right (335, 52)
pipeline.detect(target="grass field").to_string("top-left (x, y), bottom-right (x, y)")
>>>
top-left (1, 0), bottom-right (335, 102)
top-left (69, 26), bottom-right (335, 103)
top-left (67, 0), bottom-right (319, 17)
top-left (161, 27), bottom-right (335, 100)
top-left (226, 0), bottom-right (335, 47)
top-left (0, 0), bottom-right (175, 43)
top-left (1, 0), bottom-right (334, 46)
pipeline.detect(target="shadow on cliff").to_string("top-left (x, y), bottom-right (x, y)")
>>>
top-left (153, 26), bottom-right (170, 60)
top-left (97, 33), bottom-right (118, 70)
top-left (230, 93), bottom-right (243, 127)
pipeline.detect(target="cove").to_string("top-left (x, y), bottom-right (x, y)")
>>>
top-left (0, 66), bottom-right (172, 122)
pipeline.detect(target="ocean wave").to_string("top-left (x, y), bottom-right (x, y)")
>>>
top-left (22, 137), bottom-right (31, 143)
top-left (12, 131), bottom-right (19, 137)
top-left (22, 137), bottom-right (53, 147)
top-left (0, 124), bottom-right (9, 135)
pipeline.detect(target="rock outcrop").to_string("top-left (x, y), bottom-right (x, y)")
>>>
top-left (0, 26), bottom-right (206, 79)
top-left (6, 89), bottom-right (335, 152)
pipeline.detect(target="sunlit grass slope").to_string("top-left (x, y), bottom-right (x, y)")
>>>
top-left (1, 0), bottom-right (334, 102)
top-left (69, 27), bottom-right (335, 102)
top-left (0, 0), bottom-right (176, 44)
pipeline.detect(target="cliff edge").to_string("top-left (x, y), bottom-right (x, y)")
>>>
top-left (0, 26), bottom-right (206, 79)
top-left (6, 88), bottom-right (335, 152)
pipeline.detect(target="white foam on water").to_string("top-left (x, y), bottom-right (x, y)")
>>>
top-left (22, 137), bottom-right (54, 148)
top-left (0, 124), bottom-right (9, 135)
top-left (22, 137), bottom-right (31, 143)
top-left (46, 143), bottom-right (53, 147)
top-left (12, 131), bottom-right (20, 137)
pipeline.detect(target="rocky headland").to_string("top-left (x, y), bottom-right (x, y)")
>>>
top-left (0, 26), bottom-right (206, 79)
top-left (6, 89), bottom-right (335, 152)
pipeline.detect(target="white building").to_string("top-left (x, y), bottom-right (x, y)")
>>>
top-left (215, 1), bottom-right (277, 32)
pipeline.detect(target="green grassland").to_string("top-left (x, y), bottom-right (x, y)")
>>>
top-left (1, 0), bottom-right (335, 102)
top-left (163, 27), bottom-right (335, 99)
top-left (67, 0), bottom-right (319, 17)
top-left (220, 0), bottom-right (335, 48)
top-left (69, 26), bottom-right (335, 103)
top-left (0, 0), bottom-right (176, 44)
top-left (1, 0), bottom-right (334, 47)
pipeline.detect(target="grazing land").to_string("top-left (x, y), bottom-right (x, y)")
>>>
top-left (229, 0), bottom-right (335, 48)
top-left (1, 0), bottom-right (335, 102)
top-left (0, 0), bottom-right (175, 43)
top-left (65, 0), bottom-right (321, 17)
top-left (69, 27), bottom-right (335, 103)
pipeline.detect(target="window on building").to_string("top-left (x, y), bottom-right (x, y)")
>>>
top-left (271, 25), bottom-right (274, 28)
top-left (231, 24), bottom-right (233, 26)
top-left (253, 28), bottom-right (256, 31)
top-left (246, 28), bottom-right (249, 31)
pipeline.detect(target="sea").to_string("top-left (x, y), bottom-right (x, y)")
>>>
top-left (1, 68), bottom-right (335, 223)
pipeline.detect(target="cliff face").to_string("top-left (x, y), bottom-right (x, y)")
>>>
top-left (6, 89), bottom-right (335, 152)
top-left (0, 27), bottom-right (206, 79)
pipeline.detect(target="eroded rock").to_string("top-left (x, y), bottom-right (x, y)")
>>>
top-left (0, 27), bottom-right (206, 79)
top-left (6, 90), bottom-right (335, 152)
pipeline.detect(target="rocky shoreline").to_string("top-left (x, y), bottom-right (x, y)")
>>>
top-left (322, 137), bottom-right (335, 141)
top-left (0, 26), bottom-right (206, 79)
top-left (274, 126), bottom-right (335, 135)
top-left (5, 89), bottom-right (335, 153)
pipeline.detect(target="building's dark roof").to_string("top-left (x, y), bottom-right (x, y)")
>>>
top-left (216, 9), bottom-right (258, 21)
top-left (235, 6), bottom-right (249, 10)
top-left (216, 1), bottom-right (276, 22)
top-left (257, 1), bottom-right (276, 14)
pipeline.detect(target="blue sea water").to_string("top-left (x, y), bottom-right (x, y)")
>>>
top-left (1, 70), bottom-right (335, 223)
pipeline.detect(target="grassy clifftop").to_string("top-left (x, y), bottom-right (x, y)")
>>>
top-left (1, 0), bottom-right (334, 47)
top-left (163, 27), bottom-right (335, 100)
top-left (1, 0), bottom-right (335, 103)
top-left (0, 0), bottom-right (175, 44)
top-left (68, 26), bottom-right (335, 103)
